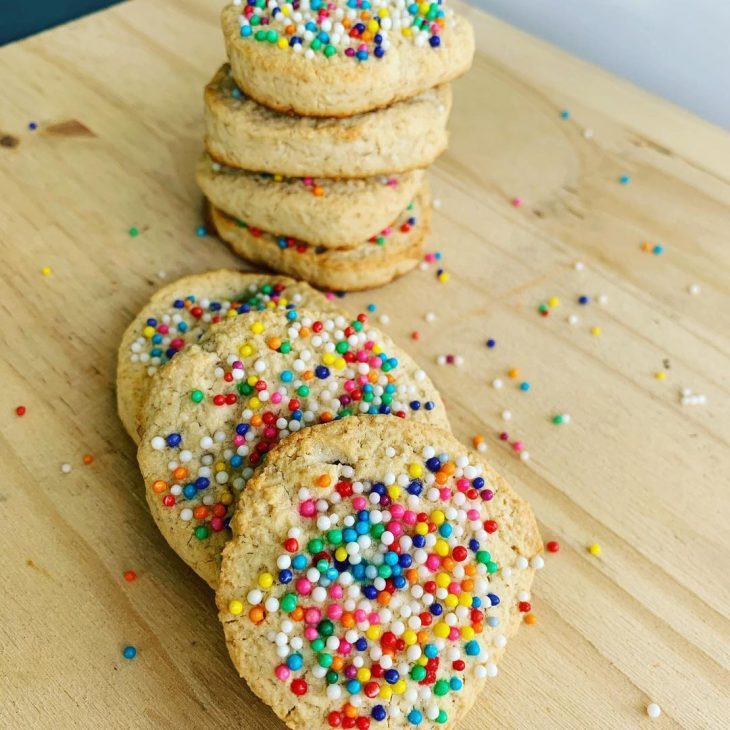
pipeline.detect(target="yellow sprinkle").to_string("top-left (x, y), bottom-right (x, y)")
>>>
top-left (387, 485), bottom-right (401, 499)
top-left (377, 7), bottom-right (389, 17)
top-left (214, 461), bottom-right (226, 473)
top-left (402, 629), bottom-right (417, 645)
top-left (408, 463), bottom-right (423, 478)
top-left (321, 352), bottom-right (336, 366)
top-left (430, 509), bottom-right (445, 525)
top-left (251, 321), bottom-right (264, 334)
top-left (379, 686), bottom-right (393, 700)
top-left (393, 679), bottom-right (406, 694)
top-left (434, 539), bottom-right (449, 557)
top-left (220, 492), bottom-right (234, 506)
top-left (433, 622), bottom-right (450, 639)
top-left (356, 667), bottom-right (371, 682)
top-left (335, 547), bottom-right (348, 561)
top-left (438, 271), bottom-right (450, 283)
top-left (591, 326), bottom-right (602, 336)
top-left (41, 266), bottom-right (52, 276)
top-left (435, 572), bottom-right (450, 588)
top-left (334, 357), bottom-right (346, 370)
top-left (444, 594), bottom-right (458, 609)
top-left (273, 174), bottom-right (284, 182)
top-left (247, 374), bottom-right (258, 386)
top-left (419, 1), bottom-right (430, 12)
top-left (547, 296), bottom-right (560, 307)
top-left (239, 343), bottom-right (254, 357)
top-left (249, 396), bottom-right (261, 409)
top-left (655, 371), bottom-right (666, 380)
top-left (461, 626), bottom-right (475, 640)
top-left (401, 27), bottom-right (412, 37)
top-left (588, 543), bottom-right (602, 556)
top-left (228, 599), bottom-right (243, 615)
top-left (277, 37), bottom-right (288, 49)
top-left (367, 19), bottom-right (379, 32)
top-left (372, 344), bottom-right (382, 355)
top-left (258, 572), bottom-right (274, 589)
top-left (366, 625), bottom-right (381, 640)
top-left (414, 522), bottom-right (428, 535)
top-left (226, 309), bottom-right (237, 318)
top-left (142, 325), bottom-right (155, 339)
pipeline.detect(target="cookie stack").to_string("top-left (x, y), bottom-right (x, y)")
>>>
top-left (197, 0), bottom-right (475, 291)
top-left (117, 268), bottom-right (543, 729)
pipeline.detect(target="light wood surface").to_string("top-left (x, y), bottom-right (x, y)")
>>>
top-left (1, 1), bottom-right (728, 728)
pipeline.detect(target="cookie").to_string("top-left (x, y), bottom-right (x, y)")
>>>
top-left (221, 1), bottom-right (475, 117)
top-left (138, 309), bottom-right (450, 587)
top-left (196, 153), bottom-right (425, 248)
top-left (204, 64), bottom-right (452, 178)
top-left (216, 416), bottom-right (542, 730)
top-left (116, 270), bottom-right (341, 442)
top-left (207, 184), bottom-right (430, 291)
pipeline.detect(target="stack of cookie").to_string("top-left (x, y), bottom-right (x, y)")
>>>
top-left (117, 268), bottom-right (543, 729)
top-left (197, 0), bottom-right (475, 290)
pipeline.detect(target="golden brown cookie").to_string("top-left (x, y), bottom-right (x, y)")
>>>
top-left (196, 153), bottom-right (424, 248)
top-left (217, 416), bottom-right (542, 729)
top-left (138, 309), bottom-right (450, 587)
top-left (117, 270), bottom-right (341, 442)
top-left (221, 1), bottom-right (474, 116)
top-left (204, 64), bottom-right (451, 178)
top-left (207, 184), bottom-right (430, 291)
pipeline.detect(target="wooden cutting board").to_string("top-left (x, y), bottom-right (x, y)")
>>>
top-left (0, 1), bottom-right (728, 727)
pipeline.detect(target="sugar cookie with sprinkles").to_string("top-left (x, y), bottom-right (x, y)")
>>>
top-left (196, 153), bottom-right (425, 248)
top-left (221, 0), bottom-right (475, 116)
top-left (216, 416), bottom-right (542, 729)
top-left (205, 64), bottom-right (452, 178)
top-left (207, 184), bottom-right (430, 291)
top-left (117, 270), bottom-right (342, 442)
top-left (138, 309), bottom-right (450, 587)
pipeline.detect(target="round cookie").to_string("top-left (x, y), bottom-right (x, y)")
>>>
top-left (204, 64), bottom-right (452, 178)
top-left (221, 1), bottom-right (475, 117)
top-left (117, 270), bottom-right (341, 442)
top-left (196, 153), bottom-right (425, 248)
top-left (216, 416), bottom-right (542, 730)
top-left (207, 184), bottom-right (430, 291)
top-left (138, 309), bottom-right (450, 587)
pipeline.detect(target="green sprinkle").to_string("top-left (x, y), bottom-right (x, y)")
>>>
top-left (308, 538), bottom-right (324, 554)
top-left (190, 389), bottom-right (204, 403)
top-left (267, 29), bottom-right (278, 43)
top-left (128, 226), bottom-right (139, 237)
top-left (552, 414), bottom-right (565, 425)
top-left (327, 529), bottom-right (343, 545)
top-left (317, 619), bottom-right (334, 637)
top-left (194, 525), bottom-right (209, 540)
top-left (434, 679), bottom-right (449, 696)
top-left (476, 550), bottom-right (491, 565)
top-left (280, 593), bottom-right (297, 613)
top-left (410, 665), bottom-right (427, 681)
top-left (297, 385), bottom-right (310, 397)
top-left (486, 561), bottom-right (499, 573)
top-left (324, 44), bottom-right (336, 57)
top-left (318, 653), bottom-right (333, 668)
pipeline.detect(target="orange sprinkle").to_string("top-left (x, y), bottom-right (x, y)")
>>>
top-left (442, 462), bottom-right (456, 476)
top-left (312, 185), bottom-right (324, 197)
top-left (441, 557), bottom-right (455, 571)
top-left (461, 579), bottom-right (474, 592)
top-left (331, 656), bottom-right (344, 671)
top-left (152, 480), bottom-right (168, 494)
top-left (249, 606), bottom-right (265, 624)
top-left (267, 337), bottom-right (282, 350)
top-left (360, 10), bottom-right (370, 19)
top-left (524, 613), bottom-right (537, 625)
top-left (508, 367), bottom-right (519, 379)
top-left (285, 24), bottom-right (295, 35)
top-left (342, 18), bottom-right (351, 28)
top-left (320, 412), bottom-right (333, 423)
top-left (299, 326), bottom-right (311, 337)
top-left (464, 564), bottom-right (476, 577)
top-left (250, 414), bottom-right (263, 427)
top-left (377, 591), bottom-right (391, 606)
top-left (344, 704), bottom-right (358, 719)
top-left (83, 454), bottom-right (93, 464)
top-left (473, 621), bottom-right (484, 634)
top-left (416, 630), bottom-right (430, 644)
top-left (341, 612), bottom-right (355, 629)
top-left (291, 606), bottom-right (304, 621)
top-left (472, 434), bottom-right (484, 447)
top-left (435, 472), bottom-right (448, 486)
top-left (386, 374), bottom-right (396, 384)
top-left (361, 30), bottom-right (372, 41)
top-left (406, 568), bottom-right (419, 583)
top-left (193, 506), bottom-right (209, 520)
top-left (173, 466), bottom-right (188, 480)
top-left (315, 474), bottom-right (332, 488)
top-left (641, 241), bottom-right (653, 252)
top-left (302, 370), bottom-right (314, 380)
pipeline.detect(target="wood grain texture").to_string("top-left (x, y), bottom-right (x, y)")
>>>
top-left (0, 1), bottom-right (728, 728)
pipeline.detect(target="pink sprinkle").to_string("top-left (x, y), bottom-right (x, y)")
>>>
top-left (456, 478), bottom-right (469, 490)
top-left (305, 607), bottom-right (321, 624)
top-left (386, 178), bottom-right (398, 187)
top-left (387, 521), bottom-right (402, 537)
top-left (439, 488), bottom-right (452, 501)
top-left (352, 496), bottom-right (367, 510)
top-left (338, 639), bottom-right (351, 655)
top-left (448, 582), bottom-right (461, 595)
top-left (299, 499), bottom-right (316, 517)
top-left (512, 441), bottom-right (524, 452)
top-left (170, 338), bottom-right (184, 349)
top-left (370, 357), bottom-right (382, 368)
top-left (275, 665), bottom-right (290, 681)
top-left (325, 292), bottom-right (335, 301)
top-left (303, 177), bottom-right (313, 186)
top-left (157, 324), bottom-right (169, 334)
top-left (425, 253), bottom-right (436, 263)
top-left (426, 554), bottom-right (441, 571)
top-left (327, 604), bottom-right (343, 620)
top-left (329, 585), bottom-right (344, 599)
top-left (232, 360), bottom-right (243, 369)
top-left (270, 392), bottom-right (282, 404)
top-left (210, 517), bottom-right (224, 531)
top-left (354, 609), bottom-right (367, 623)
top-left (368, 612), bottom-right (380, 624)
top-left (511, 197), bottom-right (523, 207)
top-left (343, 380), bottom-right (356, 392)
top-left (233, 434), bottom-right (245, 446)
top-left (403, 510), bottom-right (417, 525)
top-left (304, 626), bottom-right (318, 641)
top-left (296, 578), bottom-right (312, 595)
top-left (467, 509), bottom-right (480, 521)
top-left (448, 627), bottom-right (460, 641)
top-left (390, 504), bottom-right (405, 519)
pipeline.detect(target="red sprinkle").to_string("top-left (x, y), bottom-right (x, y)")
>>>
top-left (546, 540), bottom-right (560, 553)
top-left (15, 406), bottom-right (26, 416)
top-left (123, 570), bottom-right (137, 582)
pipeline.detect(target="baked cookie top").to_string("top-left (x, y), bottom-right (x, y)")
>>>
top-left (117, 270), bottom-right (341, 441)
top-left (221, 0), bottom-right (475, 115)
top-left (138, 310), bottom-right (450, 586)
top-left (217, 416), bottom-right (542, 729)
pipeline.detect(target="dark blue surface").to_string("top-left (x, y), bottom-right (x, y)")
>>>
top-left (0, 1), bottom-right (120, 46)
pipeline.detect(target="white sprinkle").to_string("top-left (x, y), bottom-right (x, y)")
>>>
top-left (574, 261), bottom-right (586, 271)
top-left (492, 378), bottom-right (503, 389)
top-left (150, 436), bottom-right (165, 450)
top-left (568, 314), bottom-right (579, 325)
top-left (432, 198), bottom-right (442, 210)
top-left (598, 294), bottom-right (608, 305)
top-left (583, 129), bottom-right (594, 139)
top-left (520, 451), bottom-right (530, 462)
top-left (688, 283), bottom-right (701, 295)
top-left (531, 555), bottom-right (545, 570)
top-left (477, 442), bottom-right (488, 452)
top-left (60, 463), bottom-right (72, 474)
top-left (156, 270), bottom-right (167, 279)
top-left (646, 703), bottom-right (661, 718)
top-left (437, 355), bottom-right (446, 366)
top-left (424, 311), bottom-right (436, 323)
top-left (378, 314), bottom-right (390, 325)
top-left (501, 410), bottom-right (512, 421)
top-left (454, 355), bottom-right (464, 366)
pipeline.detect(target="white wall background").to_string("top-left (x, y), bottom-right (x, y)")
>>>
top-left (472, 0), bottom-right (730, 129)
